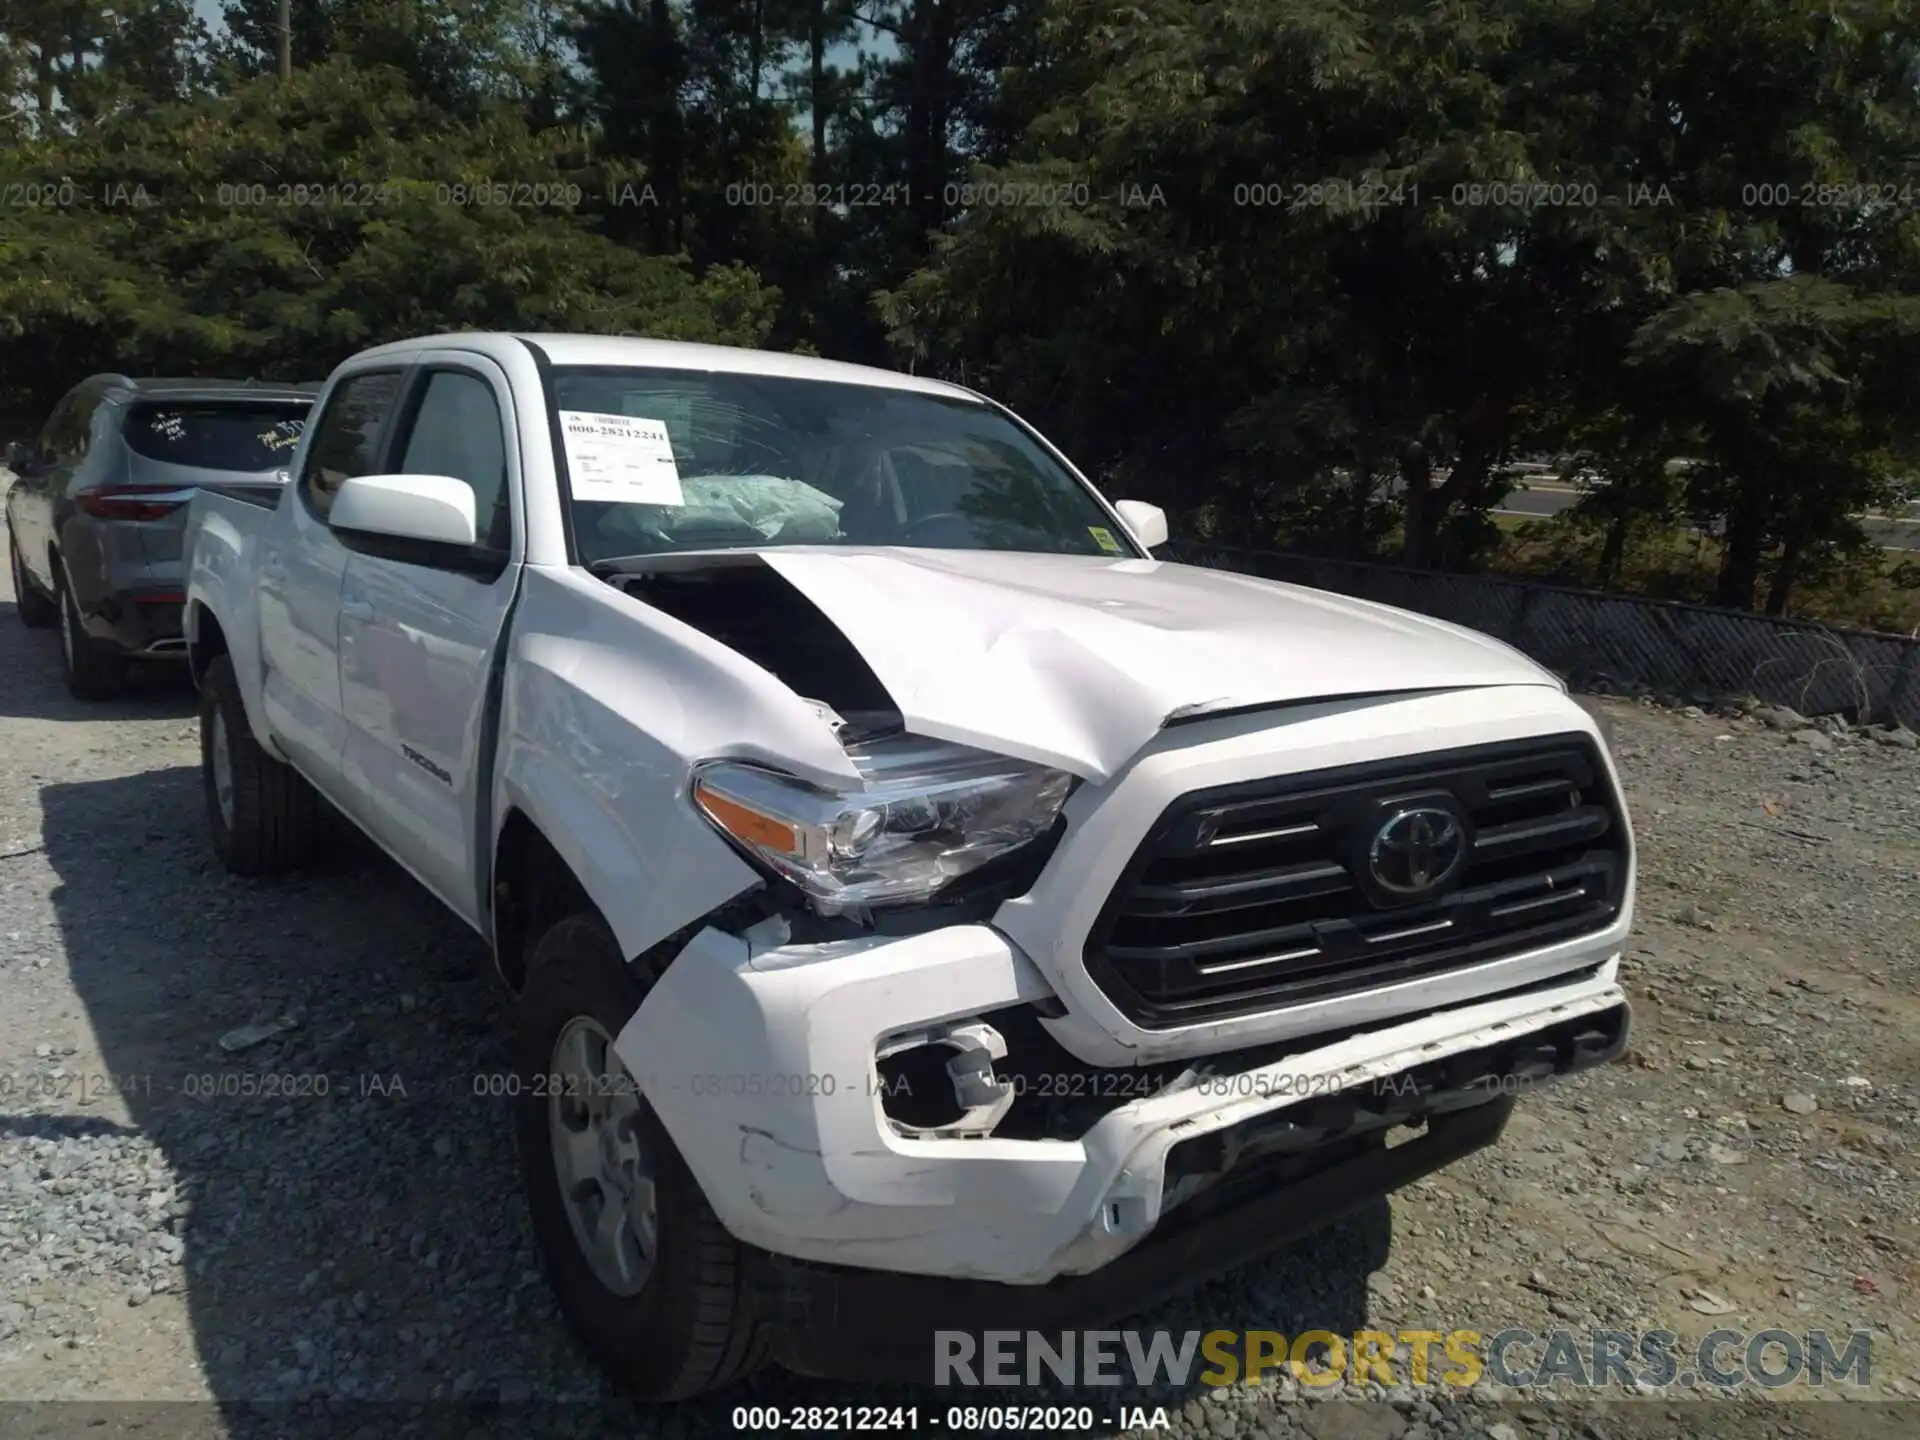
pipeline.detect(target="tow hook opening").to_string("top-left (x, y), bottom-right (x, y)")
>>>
top-left (875, 1020), bottom-right (1015, 1139)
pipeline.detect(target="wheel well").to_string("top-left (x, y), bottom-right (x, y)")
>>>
top-left (492, 810), bottom-right (593, 993)
top-left (188, 604), bottom-right (228, 688)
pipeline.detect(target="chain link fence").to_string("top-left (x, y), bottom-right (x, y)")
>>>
top-left (1171, 543), bottom-right (1920, 729)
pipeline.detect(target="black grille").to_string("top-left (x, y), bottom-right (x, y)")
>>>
top-left (1084, 734), bottom-right (1629, 1027)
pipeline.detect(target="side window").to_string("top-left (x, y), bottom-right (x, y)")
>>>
top-left (302, 371), bottom-right (402, 522)
top-left (394, 371), bottom-right (511, 551)
top-left (38, 393), bottom-right (86, 463)
top-left (33, 397), bottom-right (70, 460)
top-left (59, 394), bottom-right (104, 463)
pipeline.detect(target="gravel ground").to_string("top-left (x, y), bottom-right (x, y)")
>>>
top-left (3, 500), bottom-right (1918, 1439)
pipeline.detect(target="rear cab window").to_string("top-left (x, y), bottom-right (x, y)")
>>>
top-left (124, 401), bottom-right (313, 474)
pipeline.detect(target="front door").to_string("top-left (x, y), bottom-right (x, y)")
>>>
top-left (337, 358), bottom-right (521, 927)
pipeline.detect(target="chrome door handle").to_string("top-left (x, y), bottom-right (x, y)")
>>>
top-left (340, 598), bottom-right (375, 622)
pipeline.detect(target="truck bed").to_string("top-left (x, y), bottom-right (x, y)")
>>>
top-left (181, 484), bottom-right (284, 718)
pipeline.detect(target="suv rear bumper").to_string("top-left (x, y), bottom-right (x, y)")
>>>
top-left (78, 587), bottom-right (186, 657)
top-left (618, 920), bottom-right (1629, 1287)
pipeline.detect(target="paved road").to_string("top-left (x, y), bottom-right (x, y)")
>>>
top-left (1497, 479), bottom-right (1920, 551)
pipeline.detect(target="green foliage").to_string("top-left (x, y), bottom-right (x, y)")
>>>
top-left (1629, 276), bottom-right (1920, 609)
top-left (1497, 511), bottom-right (1920, 636)
top-left (884, 0), bottom-right (1920, 602)
top-left (0, 59), bottom-right (776, 415)
top-left (3, 0), bottom-right (209, 121)
top-left (2, 0), bottom-right (1918, 621)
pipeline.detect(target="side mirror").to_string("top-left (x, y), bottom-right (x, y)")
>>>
top-left (5, 441), bottom-right (42, 473)
top-left (330, 473), bottom-right (478, 547)
top-left (1113, 499), bottom-right (1169, 550)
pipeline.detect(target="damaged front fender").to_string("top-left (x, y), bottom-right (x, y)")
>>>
top-left (493, 565), bottom-right (867, 960)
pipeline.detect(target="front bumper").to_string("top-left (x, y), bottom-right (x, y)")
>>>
top-left (758, 1096), bottom-right (1508, 1382)
top-left (616, 920), bottom-right (1630, 1288)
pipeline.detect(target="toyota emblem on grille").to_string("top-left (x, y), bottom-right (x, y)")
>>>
top-left (1368, 805), bottom-right (1467, 898)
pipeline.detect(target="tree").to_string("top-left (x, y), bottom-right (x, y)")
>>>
top-left (6, 0), bottom-right (1917, 623)
top-left (574, 0), bottom-right (693, 253)
top-left (880, 0), bottom-right (1920, 601)
top-left (0, 58), bottom-right (777, 419)
top-left (1588, 0), bottom-right (1920, 611)
top-left (879, 0), bottom-right (1572, 558)
top-left (218, 0), bottom-right (329, 76)
top-left (1631, 280), bottom-right (1920, 612)
top-left (573, 0), bottom-right (871, 352)
top-left (4, 0), bottom-right (208, 122)
top-left (216, 0), bottom-right (543, 112)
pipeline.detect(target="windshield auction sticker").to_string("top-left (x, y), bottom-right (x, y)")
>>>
top-left (559, 410), bottom-right (684, 506)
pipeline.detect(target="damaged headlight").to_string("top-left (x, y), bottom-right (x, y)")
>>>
top-left (691, 735), bottom-right (1074, 915)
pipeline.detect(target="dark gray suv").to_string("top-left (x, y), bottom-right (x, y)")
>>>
top-left (6, 376), bottom-right (318, 699)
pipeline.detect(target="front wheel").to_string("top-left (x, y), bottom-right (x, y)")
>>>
top-left (514, 912), bottom-right (767, 1399)
top-left (200, 653), bottom-right (321, 874)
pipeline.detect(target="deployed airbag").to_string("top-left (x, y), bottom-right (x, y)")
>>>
top-left (592, 473), bottom-right (844, 550)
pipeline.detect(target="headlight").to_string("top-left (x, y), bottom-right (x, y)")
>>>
top-left (691, 735), bottom-right (1074, 915)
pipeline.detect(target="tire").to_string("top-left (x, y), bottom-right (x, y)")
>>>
top-left (200, 653), bottom-right (321, 875)
top-left (54, 564), bottom-right (125, 700)
top-left (515, 912), bottom-right (767, 1399)
top-left (10, 534), bottom-right (56, 628)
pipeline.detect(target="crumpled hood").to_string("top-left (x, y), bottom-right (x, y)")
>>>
top-left (758, 548), bottom-right (1560, 779)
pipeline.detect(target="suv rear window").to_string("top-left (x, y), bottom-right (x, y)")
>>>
top-left (123, 401), bottom-right (312, 473)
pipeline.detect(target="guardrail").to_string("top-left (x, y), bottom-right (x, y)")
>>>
top-left (1171, 543), bottom-right (1920, 730)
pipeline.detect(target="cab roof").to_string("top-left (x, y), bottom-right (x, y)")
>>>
top-left (338, 332), bottom-right (984, 404)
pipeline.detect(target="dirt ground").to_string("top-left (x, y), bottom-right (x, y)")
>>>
top-left (2, 503), bottom-right (1917, 1439)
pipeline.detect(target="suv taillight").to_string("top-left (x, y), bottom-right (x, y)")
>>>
top-left (76, 486), bottom-right (188, 521)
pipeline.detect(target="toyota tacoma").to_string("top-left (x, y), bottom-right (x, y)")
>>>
top-left (182, 332), bottom-right (1634, 1397)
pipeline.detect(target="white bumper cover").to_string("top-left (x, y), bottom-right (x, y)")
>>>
top-left (615, 921), bottom-right (1626, 1285)
top-left (614, 687), bottom-right (1635, 1285)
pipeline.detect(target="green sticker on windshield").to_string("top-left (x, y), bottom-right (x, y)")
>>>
top-left (1088, 525), bottom-right (1123, 554)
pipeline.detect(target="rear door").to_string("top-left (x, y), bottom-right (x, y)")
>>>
top-left (53, 393), bottom-right (144, 624)
top-left (4, 390), bottom-right (79, 592)
top-left (336, 355), bottom-right (520, 925)
top-left (258, 369), bottom-right (405, 790)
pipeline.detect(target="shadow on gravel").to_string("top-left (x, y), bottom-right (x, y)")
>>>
top-left (40, 761), bottom-right (1388, 1440)
top-left (0, 598), bottom-right (199, 723)
top-left (0, 1114), bottom-right (143, 1141)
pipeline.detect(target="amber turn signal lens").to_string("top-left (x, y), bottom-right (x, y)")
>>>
top-left (693, 782), bottom-right (800, 855)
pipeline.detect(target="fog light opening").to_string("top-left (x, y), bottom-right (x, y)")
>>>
top-left (876, 1045), bottom-right (966, 1130)
top-left (874, 1019), bottom-right (1015, 1139)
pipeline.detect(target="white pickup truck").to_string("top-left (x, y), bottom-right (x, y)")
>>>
top-left (183, 332), bottom-right (1634, 1397)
